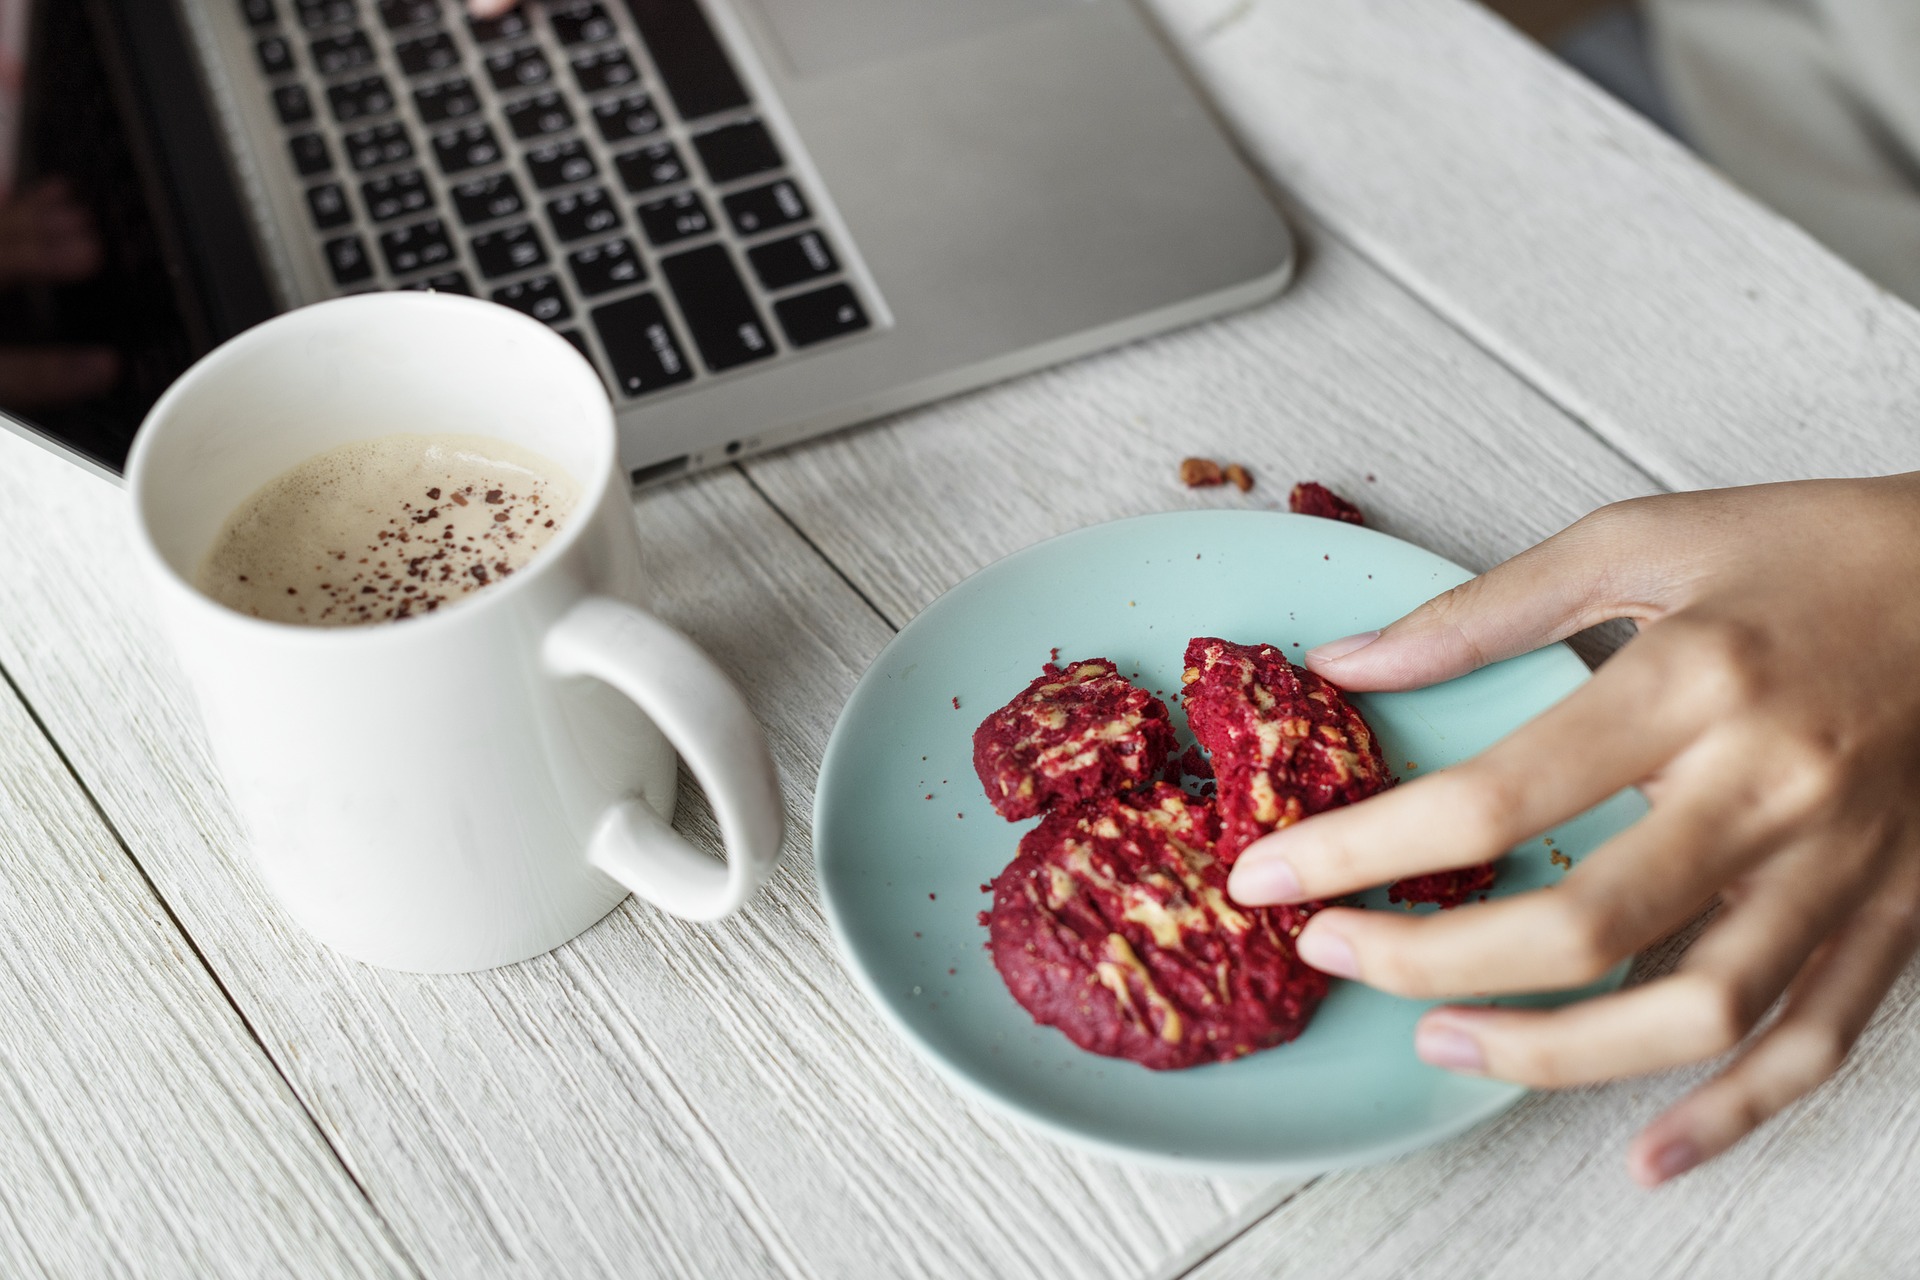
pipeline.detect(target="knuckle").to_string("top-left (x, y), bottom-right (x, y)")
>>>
top-left (1538, 893), bottom-right (1626, 986)
top-left (1677, 974), bottom-right (1755, 1057)
top-left (1670, 617), bottom-right (1773, 711)
top-left (1496, 1035), bottom-right (1578, 1088)
top-left (1419, 589), bottom-right (1495, 671)
top-left (1361, 938), bottom-right (1441, 999)
top-left (1778, 1024), bottom-right (1850, 1088)
top-left (1571, 497), bottom-right (1645, 539)
top-left (1442, 769), bottom-right (1526, 851)
top-left (1759, 733), bottom-right (1851, 824)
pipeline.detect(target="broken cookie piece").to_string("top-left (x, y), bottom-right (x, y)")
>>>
top-left (972, 658), bottom-right (1177, 822)
top-left (1181, 637), bottom-right (1393, 862)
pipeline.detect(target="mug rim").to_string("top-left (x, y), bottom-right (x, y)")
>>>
top-left (125, 292), bottom-right (619, 643)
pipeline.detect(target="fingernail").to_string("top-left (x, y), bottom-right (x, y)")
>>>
top-left (1295, 928), bottom-right (1359, 979)
top-left (1228, 854), bottom-right (1303, 903)
top-left (1306, 631), bottom-right (1380, 665)
top-left (1415, 1018), bottom-right (1486, 1073)
top-left (1648, 1140), bottom-right (1699, 1184)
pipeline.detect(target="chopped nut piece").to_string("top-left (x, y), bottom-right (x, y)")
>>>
top-left (1180, 457), bottom-right (1226, 487)
top-left (1224, 463), bottom-right (1254, 492)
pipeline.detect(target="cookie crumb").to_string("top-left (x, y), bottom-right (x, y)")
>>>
top-left (1289, 481), bottom-right (1366, 525)
top-left (1224, 463), bottom-right (1253, 492)
top-left (1179, 457), bottom-right (1225, 487)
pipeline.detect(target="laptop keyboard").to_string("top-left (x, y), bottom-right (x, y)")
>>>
top-left (237, 0), bottom-right (874, 400)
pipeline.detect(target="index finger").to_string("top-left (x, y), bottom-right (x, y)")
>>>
top-left (1228, 629), bottom-right (1694, 906)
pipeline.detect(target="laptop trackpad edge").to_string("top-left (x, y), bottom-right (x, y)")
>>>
top-left (741, 0), bottom-right (1095, 79)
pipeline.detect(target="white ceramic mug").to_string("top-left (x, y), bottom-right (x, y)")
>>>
top-left (125, 293), bottom-right (785, 972)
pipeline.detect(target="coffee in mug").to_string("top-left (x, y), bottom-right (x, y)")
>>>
top-left (196, 433), bottom-right (579, 626)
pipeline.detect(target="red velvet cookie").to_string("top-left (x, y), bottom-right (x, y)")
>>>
top-left (1387, 864), bottom-right (1497, 909)
top-left (983, 785), bottom-right (1327, 1070)
top-left (972, 658), bottom-right (1176, 822)
top-left (1180, 637), bottom-right (1393, 862)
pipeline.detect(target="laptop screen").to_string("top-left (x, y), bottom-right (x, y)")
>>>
top-left (0, 0), bottom-right (241, 476)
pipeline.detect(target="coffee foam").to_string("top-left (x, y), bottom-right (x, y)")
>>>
top-left (195, 433), bottom-right (581, 627)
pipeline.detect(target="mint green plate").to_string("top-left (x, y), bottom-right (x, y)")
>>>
top-left (814, 511), bottom-right (1642, 1173)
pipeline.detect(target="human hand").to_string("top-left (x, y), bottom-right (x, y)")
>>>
top-left (0, 178), bottom-right (118, 411)
top-left (1227, 477), bottom-right (1920, 1186)
top-left (466, 0), bottom-right (517, 17)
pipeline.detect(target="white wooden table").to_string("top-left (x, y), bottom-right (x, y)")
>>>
top-left (5, 2), bottom-right (1919, 1275)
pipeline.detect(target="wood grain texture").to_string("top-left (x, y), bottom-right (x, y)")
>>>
top-left (0, 676), bottom-right (406, 1279)
top-left (740, 219), bottom-right (1661, 628)
top-left (0, 428), bottom-right (1274, 1278)
top-left (1184, 942), bottom-right (1920, 1280)
top-left (1154, 0), bottom-right (1920, 489)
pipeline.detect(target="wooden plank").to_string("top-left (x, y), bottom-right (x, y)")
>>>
top-left (0, 428), bottom-right (1261, 1279)
top-left (1181, 944), bottom-right (1920, 1280)
top-left (0, 674), bottom-right (407, 1278)
top-left (741, 217), bottom-right (1662, 628)
top-left (1153, 0), bottom-right (1920, 487)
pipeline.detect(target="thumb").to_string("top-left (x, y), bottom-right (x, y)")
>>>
top-left (1304, 505), bottom-right (1667, 691)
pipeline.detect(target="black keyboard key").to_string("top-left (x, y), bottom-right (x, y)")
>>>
top-left (310, 30), bottom-right (375, 76)
top-left (296, 0), bottom-right (356, 29)
top-left (242, 0), bottom-right (278, 26)
top-left (592, 92), bottom-right (661, 143)
top-left (397, 32), bottom-right (460, 76)
top-left (379, 217), bottom-right (456, 275)
top-left (636, 190), bottom-right (711, 246)
top-left (492, 274), bottom-right (572, 324)
top-left (620, 0), bottom-right (748, 120)
top-left (773, 282), bottom-right (868, 347)
top-left (615, 142), bottom-right (686, 194)
top-left (257, 35), bottom-right (296, 75)
top-left (452, 172), bottom-right (526, 224)
top-left (592, 292), bottom-right (692, 395)
top-left (467, 7), bottom-right (530, 42)
top-left (557, 329), bottom-right (592, 363)
top-left (471, 222), bottom-right (547, 277)
top-left (306, 181), bottom-right (353, 229)
top-left (567, 237), bottom-right (644, 296)
top-left (660, 244), bottom-right (774, 371)
top-left (289, 131), bottom-right (334, 176)
top-left (546, 187), bottom-right (620, 241)
top-left (746, 230), bottom-right (837, 290)
top-left (692, 120), bottom-right (780, 184)
top-left (571, 49), bottom-right (637, 93)
top-left (362, 169), bottom-right (434, 221)
top-left (550, 2), bottom-right (616, 45)
top-left (486, 46), bottom-right (551, 90)
top-left (401, 269), bottom-right (472, 294)
top-left (378, 0), bottom-right (439, 29)
top-left (414, 76), bottom-right (479, 123)
top-left (328, 74), bottom-right (395, 122)
top-left (432, 123), bottom-right (502, 174)
top-left (344, 122), bottom-right (414, 171)
top-left (722, 179), bottom-right (807, 236)
top-left (505, 92), bottom-right (574, 140)
top-left (273, 83), bottom-right (315, 124)
top-left (525, 138), bottom-right (597, 189)
top-left (324, 233), bottom-right (374, 284)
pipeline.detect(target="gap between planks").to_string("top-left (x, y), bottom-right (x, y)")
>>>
top-left (0, 657), bottom-right (427, 1280)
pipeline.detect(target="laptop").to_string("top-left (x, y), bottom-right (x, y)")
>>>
top-left (2, 0), bottom-right (1293, 487)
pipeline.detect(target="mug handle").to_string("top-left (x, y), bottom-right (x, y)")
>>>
top-left (543, 596), bottom-right (785, 921)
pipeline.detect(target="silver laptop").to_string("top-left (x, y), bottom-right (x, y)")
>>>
top-left (6, 0), bottom-right (1292, 486)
